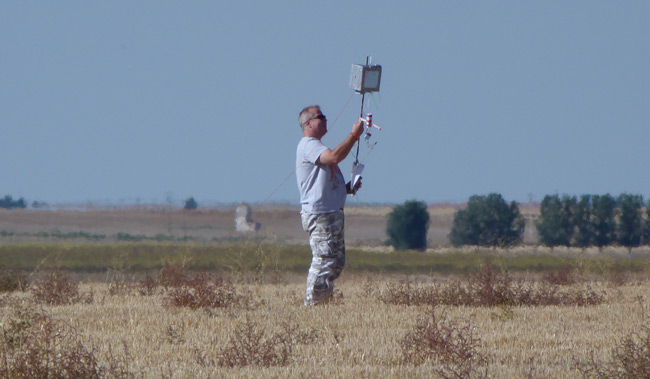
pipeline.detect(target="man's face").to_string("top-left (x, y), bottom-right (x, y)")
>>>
top-left (306, 108), bottom-right (327, 138)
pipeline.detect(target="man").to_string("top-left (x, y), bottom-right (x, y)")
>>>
top-left (296, 105), bottom-right (365, 305)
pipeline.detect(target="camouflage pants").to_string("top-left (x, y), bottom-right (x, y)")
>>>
top-left (301, 210), bottom-right (345, 305)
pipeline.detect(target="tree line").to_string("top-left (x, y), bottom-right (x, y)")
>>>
top-left (0, 195), bottom-right (26, 209)
top-left (536, 193), bottom-right (649, 250)
top-left (387, 193), bottom-right (650, 250)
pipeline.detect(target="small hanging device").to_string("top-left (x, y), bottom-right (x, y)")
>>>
top-left (348, 56), bottom-right (383, 195)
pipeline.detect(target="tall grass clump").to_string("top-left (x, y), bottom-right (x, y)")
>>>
top-left (400, 306), bottom-right (488, 378)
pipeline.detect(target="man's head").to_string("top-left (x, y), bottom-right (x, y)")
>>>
top-left (299, 105), bottom-right (328, 138)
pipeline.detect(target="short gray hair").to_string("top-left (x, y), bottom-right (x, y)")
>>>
top-left (298, 105), bottom-right (320, 130)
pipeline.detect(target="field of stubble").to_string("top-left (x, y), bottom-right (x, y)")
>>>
top-left (1, 206), bottom-right (649, 378)
top-left (2, 271), bottom-right (649, 378)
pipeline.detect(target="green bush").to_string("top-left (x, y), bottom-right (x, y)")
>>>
top-left (449, 193), bottom-right (525, 248)
top-left (385, 200), bottom-right (429, 251)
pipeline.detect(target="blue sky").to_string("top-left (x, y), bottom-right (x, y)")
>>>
top-left (2, 2), bottom-right (649, 206)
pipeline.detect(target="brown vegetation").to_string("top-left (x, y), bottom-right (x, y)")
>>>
top-left (1, 266), bottom-right (650, 377)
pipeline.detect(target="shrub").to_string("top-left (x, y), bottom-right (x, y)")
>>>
top-left (400, 307), bottom-right (488, 377)
top-left (542, 263), bottom-right (577, 286)
top-left (137, 274), bottom-right (159, 296)
top-left (164, 272), bottom-right (240, 310)
top-left (379, 261), bottom-right (604, 307)
top-left (159, 261), bottom-right (187, 288)
top-left (0, 301), bottom-right (41, 350)
top-left (216, 318), bottom-right (293, 368)
top-left (31, 269), bottom-right (92, 305)
top-left (576, 324), bottom-right (650, 378)
top-left (194, 318), bottom-right (315, 369)
top-left (449, 193), bottom-right (525, 248)
top-left (0, 308), bottom-right (138, 378)
top-left (0, 314), bottom-right (103, 378)
top-left (386, 200), bottom-right (430, 250)
top-left (0, 266), bottom-right (27, 293)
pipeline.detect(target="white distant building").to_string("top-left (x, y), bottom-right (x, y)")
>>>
top-left (235, 203), bottom-right (260, 232)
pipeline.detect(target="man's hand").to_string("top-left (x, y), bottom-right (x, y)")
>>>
top-left (346, 178), bottom-right (362, 195)
top-left (352, 120), bottom-right (364, 138)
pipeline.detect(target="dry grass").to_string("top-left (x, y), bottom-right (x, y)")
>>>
top-left (0, 205), bottom-right (466, 247)
top-left (1, 270), bottom-right (649, 377)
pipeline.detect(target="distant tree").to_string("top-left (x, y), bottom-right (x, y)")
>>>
top-left (184, 197), bottom-right (198, 210)
top-left (573, 195), bottom-right (594, 248)
top-left (617, 193), bottom-right (644, 251)
top-left (591, 194), bottom-right (617, 249)
top-left (644, 199), bottom-right (650, 246)
top-left (0, 195), bottom-right (26, 209)
top-left (449, 193), bottom-right (525, 248)
top-left (536, 194), bottom-right (576, 248)
top-left (31, 201), bottom-right (48, 209)
top-left (386, 200), bottom-right (430, 251)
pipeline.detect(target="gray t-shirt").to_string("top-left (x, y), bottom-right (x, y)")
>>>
top-left (296, 137), bottom-right (346, 214)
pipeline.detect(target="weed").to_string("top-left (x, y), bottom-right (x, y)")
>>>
top-left (0, 266), bottom-right (27, 292)
top-left (216, 317), bottom-right (293, 368)
top-left (108, 279), bottom-right (131, 296)
top-left (162, 322), bottom-right (186, 345)
top-left (0, 314), bottom-right (102, 378)
top-left (490, 306), bottom-right (515, 322)
top-left (0, 310), bottom-right (139, 378)
top-left (575, 298), bottom-right (650, 377)
top-left (104, 341), bottom-right (140, 379)
top-left (378, 279), bottom-right (441, 307)
top-left (379, 261), bottom-right (605, 307)
top-left (164, 272), bottom-right (241, 310)
top-left (137, 274), bottom-right (159, 296)
top-left (469, 260), bottom-right (515, 306)
top-left (400, 306), bottom-right (488, 378)
top-left (543, 263), bottom-right (577, 285)
top-left (106, 251), bottom-right (133, 296)
top-left (193, 318), bottom-right (313, 369)
top-left (159, 260), bottom-right (186, 288)
top-left (607, 262), bottom-right (630, 287)
top-left (31, 268), bottom-right (92, 305)
top-left (225, 243), bottom-right (284, 284)
top-left (0, 300), bottom-right (41, 350)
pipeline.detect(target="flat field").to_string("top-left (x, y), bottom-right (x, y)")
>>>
top-left (2, 206), bottom-right (650, 378)
top-left (2, 268), bottom-right (650, 378)
top-left (0, 203), bottom-right (540, 247)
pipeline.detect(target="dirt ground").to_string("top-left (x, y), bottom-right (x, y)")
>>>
top-left (0, 203), bottom-right (539, 247)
